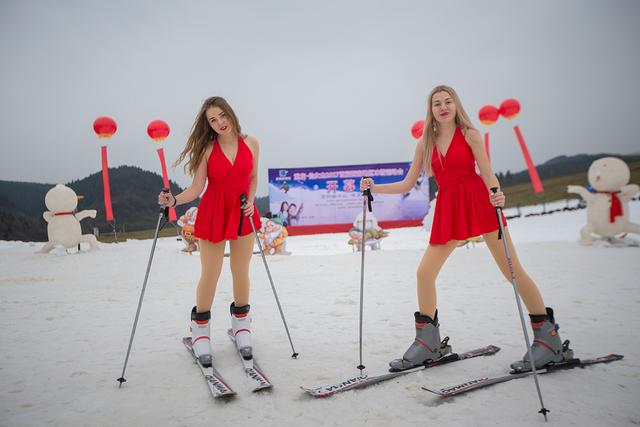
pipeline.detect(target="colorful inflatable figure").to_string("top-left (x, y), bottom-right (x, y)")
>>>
top-left (177, 207), bottom-right (199, 253)
top-left (258, 218), bottom-right (289, 255)
top-left (348, 212), bottom-right (389, 251)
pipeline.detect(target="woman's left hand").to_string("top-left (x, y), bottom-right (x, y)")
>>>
top-left (242, 199), bottom-right (255, 217)
top-left (489, 189), bottom-right (506, 207)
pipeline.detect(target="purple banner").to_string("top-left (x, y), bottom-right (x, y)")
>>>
top-left (268, 162), bottom-right (430, 227)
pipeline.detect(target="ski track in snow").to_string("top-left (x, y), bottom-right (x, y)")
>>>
top-left (0, 200), bottom-right (639, 427)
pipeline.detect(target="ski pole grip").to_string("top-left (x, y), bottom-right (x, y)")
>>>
top-left (160, 187), bottom-right (170, 214)
top-left (362, 177), bottom-right (374, 212)
top-left (490, 187), bottom-right (502, 239)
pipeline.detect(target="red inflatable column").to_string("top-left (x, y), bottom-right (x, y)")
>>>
top-left (513, 125), bottom-right (543, 193)
top-left (101, 146), bottom-right (114, 221)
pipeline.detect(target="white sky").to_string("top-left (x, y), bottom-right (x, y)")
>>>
top-left (1, 0), bottom-right (639, 196)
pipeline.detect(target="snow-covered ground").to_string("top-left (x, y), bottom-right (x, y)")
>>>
top-left (1, 200), bottom-right (639, 427)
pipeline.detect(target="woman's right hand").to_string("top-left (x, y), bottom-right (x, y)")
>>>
top-left (158, 191), bottom-right (175, 207)
top-left (360, 177), bottom-right (375, 192)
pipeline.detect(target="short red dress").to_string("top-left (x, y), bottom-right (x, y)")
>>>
top-left (429, 127), bottom-right (506, 245)
top-left (194, 136), bottom-right (261, 243)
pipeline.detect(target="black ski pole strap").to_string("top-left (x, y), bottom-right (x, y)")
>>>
top-left (160, 187), bottom-right (170, 215)
top-left (238, 194), bottom-right (246, 235)
top-left (364, 189), bottom-right (373, 212)
top-left (490, 187), bottom-right (502, 240)
top-left (159, 187), bottom-right (171, 230)
top-left (362, 177), bottom-right (374, 212)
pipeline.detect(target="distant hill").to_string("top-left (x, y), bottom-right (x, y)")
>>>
top-left (2, 153), bottom-right (639, 241)
top-left (495, 153), bottom-right (640, 187)
top-left (0, 165), bottom-right (269, 242)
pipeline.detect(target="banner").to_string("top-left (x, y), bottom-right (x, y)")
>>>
top-left (268, 162), bottom-right (430, 235)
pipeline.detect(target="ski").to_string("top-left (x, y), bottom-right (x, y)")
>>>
top-left (226, 329), bottom-right (273, 392)
top-left (301, 344), bottom-right (500, 398)
top-left (182, 337), bottom-right (236, 398)
top-left (423, 353), bottom-right (624, 397)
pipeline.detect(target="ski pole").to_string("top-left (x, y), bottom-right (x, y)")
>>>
top-left (491, 187), bottom-right (549, 421)
top-left (357, 180), bottom-right (374, 372)
top-left (240, 194), bottom-right (299, 358)
top-left (117, 187), bottom-right (171, 387)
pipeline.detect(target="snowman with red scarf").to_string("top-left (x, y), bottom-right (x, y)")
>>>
top-left (568, 157), bottom-right (639, 245)
top-left (38, 184), bottom-right (99, 253)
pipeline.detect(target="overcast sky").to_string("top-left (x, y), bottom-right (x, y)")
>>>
top-left (1, 0), bottom-right (639, 196)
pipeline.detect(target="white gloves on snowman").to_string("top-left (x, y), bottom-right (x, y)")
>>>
top-left (567, 157), bottom-right (639, 245)
top-left (38, 184), bottom-right (99, 253)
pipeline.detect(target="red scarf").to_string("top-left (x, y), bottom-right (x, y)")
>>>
top-left (54, 212), bottom-right (74, 216)
top-left (600, 192), bottom-right (623, 223)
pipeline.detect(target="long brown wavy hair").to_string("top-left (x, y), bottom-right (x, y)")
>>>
top-left (421, 85), bottom-right (475, 176)
top-left (174, 96), bottom-right (242, 176)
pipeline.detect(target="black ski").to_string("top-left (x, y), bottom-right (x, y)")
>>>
top-left (226, 329), bottom-right (273, 392)
top-left (301, 344), bottom-right (500, 398)
top-left (182, 337), bottom-right (236, 398)
top-left (423, 353), bottom-right (624, 397)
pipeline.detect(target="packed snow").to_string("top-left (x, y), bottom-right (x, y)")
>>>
top-left (1, 200), bottom-right (639, 427)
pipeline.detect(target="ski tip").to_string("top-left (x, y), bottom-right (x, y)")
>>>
top-left (252, 384), bottom-right (274, 393)
top-left (421, 386), bottom-right (441, 395)
top-left (487, 345), bottom-right (501, 354)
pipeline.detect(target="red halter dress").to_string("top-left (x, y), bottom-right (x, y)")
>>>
top-left (194, 136), bottom-right (261, 243)
top-left (429, 127), bottom-right (506, 245)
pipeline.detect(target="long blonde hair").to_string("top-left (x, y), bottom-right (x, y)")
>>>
top-left (421, 85), bottom-right (475, 176)
top-left (174, 96), bottom-right (242, 176)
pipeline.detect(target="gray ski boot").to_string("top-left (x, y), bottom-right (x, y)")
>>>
top-left (510, 307), bottom-right (573, 372)
top-left (389, 310), bottom-right (452, 372)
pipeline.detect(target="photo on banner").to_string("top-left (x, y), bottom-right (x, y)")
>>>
top-left (268, 162), bottom-right (430, 235)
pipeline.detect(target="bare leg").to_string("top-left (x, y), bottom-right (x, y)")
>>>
top-left (229, 233), bottom-right (255, 307)
top-left (482, 229), bottom-right (546, 315)
top-left (416, 240), bottom-right (458, 318)
top-left (196, 239), bottom-right (226, 312)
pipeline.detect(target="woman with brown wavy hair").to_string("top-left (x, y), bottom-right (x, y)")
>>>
top-left (158, 96), bottom-right (261, 366)
top-left (360, 85), bottom-right (571, 372)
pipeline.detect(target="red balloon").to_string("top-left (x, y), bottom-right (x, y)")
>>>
top-left (411, 119), bottom-right (425, 139)
top-left (147, 120), bottom-right (170, 142)
top-left (478, 105), bottom-right (499, 125)
top-left (93, 117), bottom-right (117, 139)
top-left (499, 99), bottom-right (521, 120)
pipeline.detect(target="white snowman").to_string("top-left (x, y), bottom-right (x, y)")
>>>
top-left (567, 157), bottom-right (640, 245)
top-left (38, 184), bottom-right (99, 253)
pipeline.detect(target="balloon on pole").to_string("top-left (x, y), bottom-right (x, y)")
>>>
top-left (147, 120), bottom-right (176, 221)
top-left (93, 117), bottom-right (117, 222)
top-left (478, 105), bottom-right (499, 161)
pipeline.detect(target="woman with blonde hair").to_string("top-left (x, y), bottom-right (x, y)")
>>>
top-left (361, 85), bottom-right (571, 371)
top-left (158, 96), bottom-right (261, 366)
